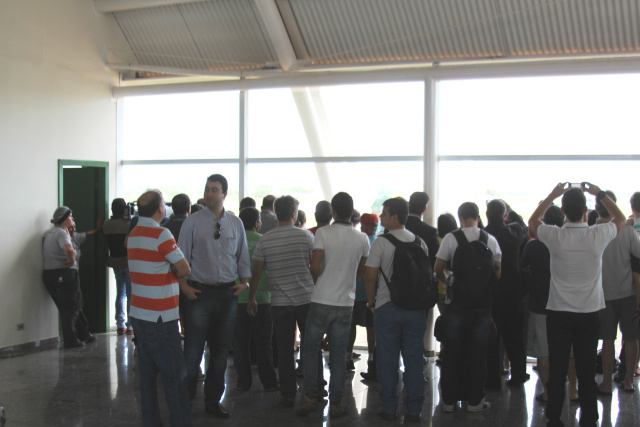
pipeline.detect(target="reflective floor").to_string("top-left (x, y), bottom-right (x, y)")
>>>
top-left (0, 333), bottom-right (638, 426)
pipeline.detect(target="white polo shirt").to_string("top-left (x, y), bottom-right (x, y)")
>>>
top-left (537, 222), bottom-right (616, 313)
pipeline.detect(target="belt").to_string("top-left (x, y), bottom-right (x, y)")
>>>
top-left (189, 280), bottom-right (235, 289)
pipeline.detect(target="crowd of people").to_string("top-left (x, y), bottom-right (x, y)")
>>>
top-left (41, 174), bottom-right (640, 427)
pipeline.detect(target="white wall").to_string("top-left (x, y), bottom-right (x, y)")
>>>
top-left (0, 0), bottom-right (120, 348)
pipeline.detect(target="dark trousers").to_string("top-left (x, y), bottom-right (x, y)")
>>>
top-left (233, 303), bottom-right (278, 390)
top-left (487, 295), bottom-right (527, 385)
top-left (43, 268), bottom-right (91, 345)
top-left (271, 304), bottom-right (322, 398)
top-left (131, 317), bottom-right (192, 427)
top-left (441, 305), bottom-right (492, 405)
top-left (546, 310), bottom-right (600, 427)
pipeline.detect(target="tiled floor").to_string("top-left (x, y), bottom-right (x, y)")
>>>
top-left (0, 333), bottom-right (638, 426)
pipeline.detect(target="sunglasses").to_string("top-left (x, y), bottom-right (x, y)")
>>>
top-left (214, 222), bottom-right (222, 240)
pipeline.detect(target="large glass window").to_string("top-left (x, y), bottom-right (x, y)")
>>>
top-left (247, 161), bottom-right (423, 218)
top-left (248, 82), bottom-right (424, 159)
top-left (247, 89), bottom-right (312, 158)
top-left (123, 92), bottom-right (239, 160)
top-left (122, 164), bottom-right (240, 212)
top-left (438, 74), bottom-right (640, 156)
top-left (438, 74), bottom-right (640, 223)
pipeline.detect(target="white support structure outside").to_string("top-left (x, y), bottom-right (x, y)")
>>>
top-left (290, 88), bottom-right (334, 201)
top-left (423, 77), bottom-right (438, 226)
top-left (239, 91), bottom-right (249, 200)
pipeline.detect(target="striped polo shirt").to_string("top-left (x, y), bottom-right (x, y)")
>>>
top-left (128, 216), bottom-right (185, 322)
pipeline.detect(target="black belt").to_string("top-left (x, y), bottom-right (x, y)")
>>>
top-left (189, 280), bottom-right (234, 290)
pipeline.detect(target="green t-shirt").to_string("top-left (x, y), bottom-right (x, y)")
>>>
top-left (238, 230), bottom-right (271, 304)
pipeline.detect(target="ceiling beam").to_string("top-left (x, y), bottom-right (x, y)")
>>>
top-left (251, 0), bottom-right (298, 71)
top-left (111, 56), bottom-right (640, 98)
top-left (94, 0), bottom-right (211, 13)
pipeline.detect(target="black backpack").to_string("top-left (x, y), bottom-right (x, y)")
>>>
top-left (379, 234), bottom-right (438, 310)
top-left (450, 229), bottom-right (497, 309)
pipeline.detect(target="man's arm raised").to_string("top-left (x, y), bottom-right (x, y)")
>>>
top-left (529, 182), bottom-right (568, 238)
top-left (584, 182), bottom-right (626, 234)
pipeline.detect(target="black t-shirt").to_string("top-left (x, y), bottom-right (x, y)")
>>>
top-left (520, 239), bottom-right (550, 314)
top-left (405, 216), bottom-right (440, 268)
top-left (485, 212), bottom-right (528, 299)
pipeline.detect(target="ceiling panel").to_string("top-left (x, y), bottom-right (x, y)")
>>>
top-left (497, 0), bottom-right (640, 56)
top-left (290, 0), bottom-right (506, 64)
top-left (101, 0), bottom-right (640, 79)
top-left (113, 0), bottom-right (277, 72)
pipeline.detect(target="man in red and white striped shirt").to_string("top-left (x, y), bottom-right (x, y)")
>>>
top-left (128, 190), bottom-right (192, 427)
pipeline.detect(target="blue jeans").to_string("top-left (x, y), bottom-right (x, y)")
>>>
top-left (233, 303), bottom-right (278, 390)
top-left (546, 310), bottom-right (600, 427)
top-left (114, 267), bottom-right (132, 329)
top-left (303, 303), bottom-right (352, 404)
top-left (374, 301), bottom-right (427, 415)
top-left (440, 305), bottom-right (492, 405)
top-left (183, 285), bottom-right (237, 405)
top-left (271, 304), bottom-right (319, 398)
top-left (130, 317), bottom-right (191, 427)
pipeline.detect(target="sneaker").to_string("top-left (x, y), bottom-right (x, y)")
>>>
top-left (442, 402), bottom-right (455, 412)
top-left (467, 400), bottom-right (491, 412)
top-left (296, 395), bottom-right (318, 415)
top-left (117, 327), bottom-right (126, 335)
top-left (329, 404), bottom-right (347, 418)
top-left (378, 407), bottom-right (397, 421)
top-left (126, 328), bottom-right (134, 335)
top-left (346, 359), bottom-right (355, 371)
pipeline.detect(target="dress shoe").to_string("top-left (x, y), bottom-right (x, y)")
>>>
top-left (205, 402), bottom-right (230, 418)
top-left (506, 373), bottom-right (530, 386)
top-left (405, 413), bottom-right (421, 422)
top-left (83, 334), bottom-right (97, 344)
top-left (378, 407), bottom-right (397, 421)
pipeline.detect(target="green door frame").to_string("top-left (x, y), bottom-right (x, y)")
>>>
top-left (58, 159), bottom-right (110, 332)
top-left (58, 159), bottom-right (109, 206)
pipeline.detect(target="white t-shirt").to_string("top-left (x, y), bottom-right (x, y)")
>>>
top-left (537, 222), bottom-right (616, 313)
top-left (435, 227), bottom-right (502, 264)
top-left (311, 222), bottom-right (370, 307)
top-left (365, 228), bottom-right (427, 309)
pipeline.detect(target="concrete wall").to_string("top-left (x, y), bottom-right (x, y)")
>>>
top-left (0, 0), bottom-right (120, 348)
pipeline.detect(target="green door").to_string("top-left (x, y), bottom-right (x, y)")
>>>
top-left (59, 160), bottom-right (109, 333)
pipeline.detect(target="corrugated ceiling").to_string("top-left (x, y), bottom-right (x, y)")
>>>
top-left (100, 0), bottom-right (640, 79)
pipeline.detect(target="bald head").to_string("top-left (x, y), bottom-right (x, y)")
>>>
top-left (262, 195), bottom-right (276, 211)
top-left (137, 190), bottom-right (164, 220)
